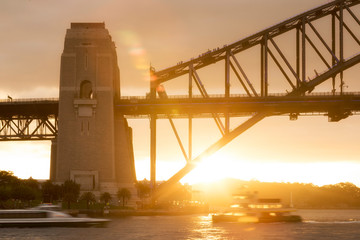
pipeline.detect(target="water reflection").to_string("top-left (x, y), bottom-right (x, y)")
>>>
top-left (3, 211), bottom-right (360, 240)
top-left (190, 215), bottom-right (227, 240)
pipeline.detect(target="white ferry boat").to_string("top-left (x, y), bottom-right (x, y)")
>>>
top-left (0, 209), bottom-right (110, 227)
top-left (212, 191), bottom-right (302, 223)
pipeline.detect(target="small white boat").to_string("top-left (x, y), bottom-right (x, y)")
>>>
top-left (0, 209), bottom-right (110, 227)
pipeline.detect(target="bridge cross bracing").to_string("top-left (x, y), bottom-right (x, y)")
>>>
top-left (0, 99), bottom-right (58, 141)
top-left (1, 0), bottom-right (360, 198)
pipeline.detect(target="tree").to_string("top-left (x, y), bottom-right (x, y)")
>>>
top-left (62, 180), bottom-right (80, 209)
top-left (0, 186), bottom-right (11, 208)
top-left (136, 180), bottom-right (151, 209)
top-left (80, 192), bottom-right (96, 209)
top-left (100, 192), bottom-right (112, 204)
top-left (42, 180), bottom-right (62, 203)
top-left (23, 177), bottom-right (41, 200)
top-left (136, 180), bottom-right (151, 200)
top-left (24, 177), bottom-right (39, 191)
top-left (11, 184), bottom-right (37, 207)
top-left (0, 170), bottom-right (18, 186)
top-left (117, 188), bottom-right (131, 207)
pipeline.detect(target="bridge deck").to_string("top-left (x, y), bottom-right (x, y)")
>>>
top-left (0, 99), bottom-right (58, 118)
top-left (1, 93), bottom-right (360, 119)
top-left (116, 92), bottom-right (360, 118)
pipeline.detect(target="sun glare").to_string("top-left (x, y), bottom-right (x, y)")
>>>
top-left (0, 142), bottom-right (50, 179)
top-left (3, 142), bottom-right (360, 187)
top-left (116, 30), bottom-right (149, 81)
top-left (180, 152), bottom-right (360, 187)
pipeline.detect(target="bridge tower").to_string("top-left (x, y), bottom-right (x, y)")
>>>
top-left (52, 23), bottom-right (136, 200)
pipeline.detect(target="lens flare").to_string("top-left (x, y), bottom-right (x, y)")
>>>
top-left (116, 30), bottom-right (150, 81)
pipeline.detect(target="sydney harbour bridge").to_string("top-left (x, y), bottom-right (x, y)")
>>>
top-left (1, 0), bottom-right (360, 198)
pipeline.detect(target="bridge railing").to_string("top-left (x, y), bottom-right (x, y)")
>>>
top-left (0, 98), bottom-right (59, 103)
top-left (119, 91), bottom-right (360, 100)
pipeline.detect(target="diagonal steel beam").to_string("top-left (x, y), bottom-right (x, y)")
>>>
top-left (157, 86), bottom-right (190, 162)
top-left (304, 33), bottom-right (331, 69)
top-left (306, 20), bottom-right (339, 63)
top-left (345, 4), bottom-right (360, 26)
top-left (154, 112), bottom-right (267, 199)
top-left (334, 12), bottom-right (360, 46)
top-left (269, 38), bottom-right (302, 84)
top-left (230, 52), bottom-right (258, 96)
top-left (289, 53), bottom-right (360, 95)
top-left (191, 66), bottom-right (226, 135)
top-left (229, 61), bottom-right (252, 96)
top-left (153, 52), bottom-right (360, 199)
top-left (267, 48), bottom-right (296, 89)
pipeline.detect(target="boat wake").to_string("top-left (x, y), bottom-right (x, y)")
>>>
top-left (304, 219), bottom-right (360, 224)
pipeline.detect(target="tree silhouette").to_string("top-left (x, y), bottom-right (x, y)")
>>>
top-left (42, 180), bottom-right (62, 203)
top-left (0, 170), bottom-right (18, 185)
top-left (62, 180), bottom-right (80, 209)
top-left (100, 192), bottom-right (112, 204)
top-left (11, 184), bottom-right (37, 207)
top-left (117, 188), bottom-right (131, 207)
top-left (136, 180), bottom-right (151, 199)
top-left (80, 192), bottom-right (96, 209)
top-left (0, 186), bottom-right (11, 208)
top-left (136, 180), bottom-right (151, 208)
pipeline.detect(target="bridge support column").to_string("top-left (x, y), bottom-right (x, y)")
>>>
top-left (149, 67), bottom-right (157, 195)
top-left (150, 114), bottom-right (157, 193)
top-left (55, 23), bottom-right (137, 205)
top-left (50, 138), bottom-right (57, 181)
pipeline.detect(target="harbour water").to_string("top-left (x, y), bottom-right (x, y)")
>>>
top-left (2, 209), bottom-right (360, 240)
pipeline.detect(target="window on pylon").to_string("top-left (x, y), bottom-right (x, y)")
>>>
top-left (80, 80), bottom-right (93, 99)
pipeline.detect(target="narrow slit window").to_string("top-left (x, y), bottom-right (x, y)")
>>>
top-left (85, 54), bottom-right (88, 70)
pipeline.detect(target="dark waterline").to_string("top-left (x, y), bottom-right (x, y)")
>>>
top-left (2, 210), bottom-right (360, 240)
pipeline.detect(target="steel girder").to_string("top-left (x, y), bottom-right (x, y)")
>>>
top-left (147, 0), bottom-right (360, 198)
top-left (0, 99), bottom-right (58, 141)
top-left (0, 117), bottom-right (57, 141)
top-left (117, 93), bottom-right (360, 117)
top-left (152, 0), bottom-right (360, 85)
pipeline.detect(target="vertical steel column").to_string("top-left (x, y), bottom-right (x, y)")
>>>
top-left (188, 65), bottom-right (193, 161)
top-left (189, 115), bottom-right (192, 161)
top-left (225, 50), bottom-right (230, 133)
top-left (261, 43), bottom-right (264, 96)
top-left (302, 17), bottom-right (306, 83)
top-left (50, 138), bottom-right (57, 181)
top-left (332, 13), bottom-right (336, 94)
top-left (150, 114), bottom-right (156, 191)
top-left (225, 50), bottom-right (230, 98)
top-left (339, 2), bottom-right (344, 94)
top-left (261, 35), bottom-right (268, 97)
top-left (296, 27), bottom-right (300, 88)
top-left (149, 67), bottom-right (157, 192)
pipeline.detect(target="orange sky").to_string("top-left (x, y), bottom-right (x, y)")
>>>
top-left (1, 0), bottom-right (360, 186)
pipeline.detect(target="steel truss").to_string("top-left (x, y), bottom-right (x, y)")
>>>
top-left (147, 0), bottom-right (360, 198)
top-left (0, 100), bottom-right (58, 141)
top-left (0, 117), bottom-right (57, 141)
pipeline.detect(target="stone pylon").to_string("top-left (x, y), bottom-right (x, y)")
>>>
top-left (51, 23), bottom-right (137, 204)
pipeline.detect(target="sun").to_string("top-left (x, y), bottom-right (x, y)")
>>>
top-left (180, 151), bottom-right (360, 187)
top-left (181, 152), bottom-right (238, 185)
